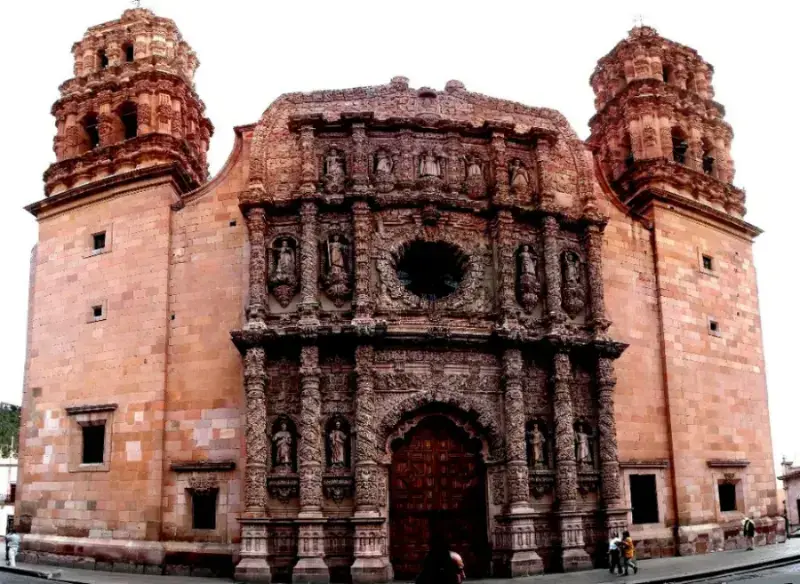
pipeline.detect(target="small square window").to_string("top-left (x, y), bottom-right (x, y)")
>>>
top-left (719, 482), bottom-right (737, 512)
top-left (192, 491), bottom-right (218, 530)
top-left (702, 255), bottom-right (714, 271)
top-left (92, 232), bottom-right (107, 251)
top-left (92, 305), bottom-right (104, 319)
top-left (82, 424), bottom-right (105, 464)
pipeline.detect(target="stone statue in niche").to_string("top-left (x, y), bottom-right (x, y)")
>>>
top-left (269, 237), bottom-right (299, 307)
top-left (574, 421), bottom-right (594, 467)
top-left (322, 234), bottom-right (351, 307)
top-left (324, 147), bottom-right (346, 194)
top-left (517, 244), bottom-right (541, 313)
top-left (328, 419), bottom-right (348, 468)
top-left (561, 250), bottom-right (586, 318)
top-left (419, 151), bottom-right (441, 177)
top-left (527, 421), bottom-right (548, 468)
top-left (272, 419), bottom-right (295, 471)
top-left (373, 149), bottom-right (395, 193)
top-left (509, 159), bottom-right (534, 196)
top-left (463, 155), bottom-right (486, 200)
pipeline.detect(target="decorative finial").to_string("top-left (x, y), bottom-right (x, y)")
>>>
top-left (634, 14), bottom-right (645, 27)
top-left (132, 0), bottom-right (142, 8)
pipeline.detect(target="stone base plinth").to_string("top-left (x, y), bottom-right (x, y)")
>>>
top-left (509, 549), bottom-right (544, 577)
top-left (350, 556), bottom-right (394, 584)
top-left (292, 557), bottom-right (330, 583)
top-left (235, 558), bottom-right (272, 583)
top-left (562, 547), bottom-right (593, 572)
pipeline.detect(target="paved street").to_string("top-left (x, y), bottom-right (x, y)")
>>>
top-left (699, 561), bottom-right (800, 583)
top-left (0, 573), bottom-right (50, 584)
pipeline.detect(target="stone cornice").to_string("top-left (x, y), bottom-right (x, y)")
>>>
top-left (65, 403), bottom-right (118, 415)
top-left (170, 460), bottom-right (237, 473)
top-left (707, 459), bottom-right (750, 469)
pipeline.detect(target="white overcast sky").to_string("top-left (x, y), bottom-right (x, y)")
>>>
top-left (0, 1), bottom-right (796, 473)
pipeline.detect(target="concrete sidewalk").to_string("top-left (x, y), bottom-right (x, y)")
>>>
top-left (4, 539), bottom-right (800, 583)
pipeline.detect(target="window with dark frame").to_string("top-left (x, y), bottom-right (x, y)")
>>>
top-left (82, 424), bottom-right (105, 464)
top-left (124, 44), bottom-right (135, 63)
top-left (93, 232), bottom-right (107, 251)
top-left (192, 490), bottom-right (218, 530)
top-left (718, 482), bottom-right (737, 512)
top-left (92, 305), bottom-right (103, 320)
top-left (702, 255), bottom-right (714, 271)
top-left (630, 474), bottom-right (659, 524)
top-left (709, 320), bottom-right (719, 334)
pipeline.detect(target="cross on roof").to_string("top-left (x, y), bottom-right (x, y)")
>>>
top-left (132, 0), bottom-right (142, 8)
top-left (634, 14), bottom-right (645, 27)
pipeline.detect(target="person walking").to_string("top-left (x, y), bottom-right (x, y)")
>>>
top-left (742, 516), bottom-right (756, 550)
top-left (416, 534), bottom-right (463, 584)
top-left (621, 530), bottom-right (638, 575)
top-left (608, 533), bottom-right (623, 575)
top-left (5, 528), bottom-right (20, 568)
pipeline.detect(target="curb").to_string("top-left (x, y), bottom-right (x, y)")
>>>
top-left (629, 553), bottom-right (800, 584)
top-left (0, 564), bottom-right (63, 580)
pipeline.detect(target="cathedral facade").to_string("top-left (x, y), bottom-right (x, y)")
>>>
top-left (16, 8), bottom-right (783, 582)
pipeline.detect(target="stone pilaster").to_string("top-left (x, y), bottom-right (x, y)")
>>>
top-left (299, 202), bottom-right (320, 328)
top-left (495, 210), bottom-right (517, 321)
top-left (492, 132), bottom-right (510, 203)
top-left (299, 124), bottom-right (317, 195)
top-left (535, 139), bottom-right (555, 206)
top-left (597, 355), bottom-right (629, 539)
top-left (351, 202), bottom-right (374, 328)
top-left (542, 216), bottom-right (566, 325)
top-left (552, 350), bottom-right (591, 571)
top-left (246, 207), bottom-right (267, 325)
top-left (295, 345), bottom-right (329, 583)
top-left (351, 123), bottom-right (370, 191)
top-left (584, 223), bottom-right (610, 333)
top-left (501, 349), bottom-right (543, 576)
top-left (351, 345), bottom-right (393, 584)
top-left (236, 347), bottom-right (272, 582)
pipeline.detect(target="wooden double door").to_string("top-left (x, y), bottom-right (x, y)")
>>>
top-left (389, 416), bottom-right (489, 580)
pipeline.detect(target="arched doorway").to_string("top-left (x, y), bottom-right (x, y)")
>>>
top-left (389, 415), bottom-right (489, 580)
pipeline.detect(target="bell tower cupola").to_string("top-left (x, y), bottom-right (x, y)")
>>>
top-left (588, 25), bottom-right (745, 218)
top-left (44, 7), bottom-right (213, 196)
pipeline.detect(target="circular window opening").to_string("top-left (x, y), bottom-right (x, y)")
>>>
top-left (395, 241), bottom-right (467, 301)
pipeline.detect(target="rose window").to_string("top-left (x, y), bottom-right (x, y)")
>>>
top-left (395, 241), bottom-right (467, 301)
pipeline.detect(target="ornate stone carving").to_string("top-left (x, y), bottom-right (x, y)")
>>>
top-left (574, 420), bottom-right (595, 469)
top-left (542, 216), bottom-right (565, 323)
top-left (188, 473), bottom-right (219, 494)
top-left (372, 148), bottom-right (396, 193)
top-left (510, 158), bottom-right (535, 197)
top-left (245, 208), bottom-right (267, 322)
top-left (503, 349), bottom-right (530, 509)
top-left (271, 417), bottom-right (296, 471)
top-left (298, 345), bottom-right (324, 510)
top-left (529, 470), bottom-right (555, 499)
top-left (463, 155), bottom-right (486, 199)
top-left (585, 224), bottom-right (609, 331)
top-left (300, 203), bottom-right (320, 313)
top-left (268, 236), bottom-right (299, 307)
top-left (597, 356), bottom-right (622, 506)
top-left (322, 234), bottom-right (351, 307)
top-left (327, 417), bottom-right (350, 469)
top-left (517, 244), bottom-right (541, 313)
top-left (323, 475), bottom-right (354, 503)
top-left (527, 420), bottom-right (549, 468)
top-left (323, 147), bottom-right (346, 194)
top-left (553, 351), bottom-right (578, 509)
top-left (267, 474), bottom-right (299, 503)
top-left (561, 250), bottom-right (586, 318)
top-left (243, 347), bottom-right (267, 514)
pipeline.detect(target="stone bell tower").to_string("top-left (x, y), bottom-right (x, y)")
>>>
top-left (588, 25), bottom-right (744, 218)
top-left (43, 7), bottom-right (213, 197)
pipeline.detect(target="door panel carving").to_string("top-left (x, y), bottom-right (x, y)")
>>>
top-left (389, 416), bottom-right (489, 579)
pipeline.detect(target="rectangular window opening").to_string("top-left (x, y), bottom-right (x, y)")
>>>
top-left (718, 482), bottom-right (738, 512)
top-left (92, 305), bottom-right (104, 320)
top-left (92, 231), bottom-right (107, 251)
top-left (630, 474), bottom-right (659, 524)
top-left (82, 424), bottom-right (105, 465)
top-left (709, 320), bottom-right (719, 334)
top-left (702, 254), bottom-right (714, 271)
top-left (192, 490), bottom-right (218, 530)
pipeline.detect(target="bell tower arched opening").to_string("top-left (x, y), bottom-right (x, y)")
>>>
top-left (388, 414), bottom-right (490, 581)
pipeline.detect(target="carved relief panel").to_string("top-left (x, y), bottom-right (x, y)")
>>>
top-left (267, 357), bottom-right (301, 415)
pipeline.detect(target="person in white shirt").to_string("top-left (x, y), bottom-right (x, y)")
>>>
top-left (608, 533), bottom-right (623, 575)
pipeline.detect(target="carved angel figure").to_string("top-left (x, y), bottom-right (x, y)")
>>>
top-left (273, 421), bottom-right (293, 467)
top-left (328, 420), bottom-right (348, 467)
top-left (419, 152), bottom-right (441, 177)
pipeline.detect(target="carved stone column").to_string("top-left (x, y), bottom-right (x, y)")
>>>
top-left (295, 345), bottom-right (329, 583)
top-left (502, 349), bottom-right (543, 576)
top-left (492, 132), bottom-right (510, 203)
top-left (351, 123), bottom-right (370, 191)
top-left (235, 347), bottom-right (272, 582)
top-left (597, 354), bottom-right (628, 537)
top-left (535, 138), bottom-right (556, 206)
top-left (299, 125), bottom-right (317, 195)
top-left (584, 223), bottom-right (610, 333)
top-left (494, 210), bottom-right (517, 322)
top-left (351, 345), bottom-right (393, 583)
top-left (299, 202), bottom-right (320, 327)
top-left (351, 202), bottom-right (374, 328)
top-left (542, 216), bottom-right (566, 325)
top-left (552, 349), bottom-right (591, 571)
top-left (246, 208), bottom-right (268, 325)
